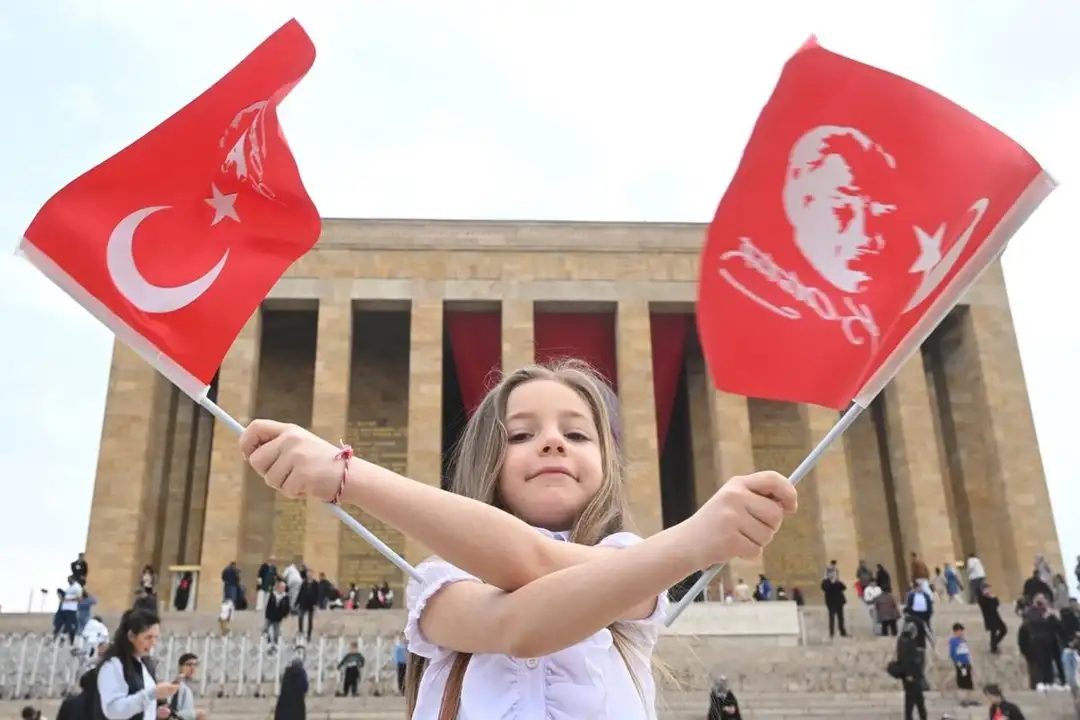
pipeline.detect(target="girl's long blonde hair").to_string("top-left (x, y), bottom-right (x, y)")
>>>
top-left (403, 359), bottom-right (645, 719)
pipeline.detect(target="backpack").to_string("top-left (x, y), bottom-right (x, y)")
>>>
top-left (93, 657), bottom-right (152, 720)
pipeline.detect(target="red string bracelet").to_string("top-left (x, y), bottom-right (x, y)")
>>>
top-left (331, 441), bottom-right (353, 505)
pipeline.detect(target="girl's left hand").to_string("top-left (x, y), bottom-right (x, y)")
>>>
top-left (239, 420), bottom-right (344, 502)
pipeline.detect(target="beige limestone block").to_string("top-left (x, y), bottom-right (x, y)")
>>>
top-left (196, 311), bottom-right (262, 611)
top-left (303, 298), bottom-right (353, 579)
top-left (708, 390), bottom-right (763, 588)
top-left (960, 303), bottom-right (1062, 592)
top-left (616, 300), bottom-right (663, 537)
top-left (883, 353), bottom-right (957, 583)
top-left (404, 300), bottom-right (444, 565)
top-left (501, 299), bottom-right (535, 373)
top-left (803, 404), bottom-right (859, 600)
top-left (85, 342), bottom-right (170, 611)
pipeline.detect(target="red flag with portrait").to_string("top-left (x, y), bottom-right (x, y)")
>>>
top-left (697, 37), bottom-right (1055, 409)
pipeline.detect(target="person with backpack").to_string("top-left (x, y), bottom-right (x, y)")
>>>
top-left (56, 660), bottom-right (103, 720)
top-left (888, 609), bottom-right (929, 720)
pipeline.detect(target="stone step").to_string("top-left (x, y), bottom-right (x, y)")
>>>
top-left (3, 628), bottom-right (1033, 696)
top-left (3, 601), bottom-right (997, 641)
top-left (5, 690), bottom-right (1074, 720)
top-left (798, 603), bottom-right (1000, 643)
top-left (0, 608), bottom-right (410, 638)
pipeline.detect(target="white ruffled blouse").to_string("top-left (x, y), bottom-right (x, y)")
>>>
top-left (405, 529), bottom-right (667, 720)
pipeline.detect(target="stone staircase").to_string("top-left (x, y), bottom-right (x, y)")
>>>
top-left (0, 601), bottom-right (1044, 715)
top-left (5, 690), bottom-right (1075, 719)
top-left (0, 607), bottom-right (408, 638)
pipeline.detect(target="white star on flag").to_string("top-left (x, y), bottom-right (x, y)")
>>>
top-left (909, 223), bottom-right (944, 273)
top-left (205, 183), bottom-right (240, 226)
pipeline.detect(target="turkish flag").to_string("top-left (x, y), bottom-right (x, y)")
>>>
top-left (697, 37), bottom-right (1055, 410)
top-left (19, 19), bottom-right (320, 398)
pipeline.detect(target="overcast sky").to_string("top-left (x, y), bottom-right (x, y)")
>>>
top-left (1, 2), bottom-right (1077, 613)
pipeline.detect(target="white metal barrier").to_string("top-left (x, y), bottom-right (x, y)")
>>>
top-left (0, 631), bottom-right (401, 700)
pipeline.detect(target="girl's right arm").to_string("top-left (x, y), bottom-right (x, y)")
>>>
top-left (414, 521), bottom-right (700, 659)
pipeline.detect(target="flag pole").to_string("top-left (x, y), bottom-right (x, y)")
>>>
top-left (664, 402), bottom-right (865, 626)
top-left (199, 396), bottom-right (422, 582)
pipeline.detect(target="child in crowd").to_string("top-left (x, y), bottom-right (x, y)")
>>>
top-left (239, 360), bottom-right (797, 718)
top-left (949, 622), bottom-right (978, 707)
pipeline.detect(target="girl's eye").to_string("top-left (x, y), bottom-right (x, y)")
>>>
top-left (565, 431), bottom-right (591, 442)
top-left (507, 432), bottom-right (531, 443)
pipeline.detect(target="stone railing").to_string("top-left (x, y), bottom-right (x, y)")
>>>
top-left (0, 631), bottom-right (401, 701)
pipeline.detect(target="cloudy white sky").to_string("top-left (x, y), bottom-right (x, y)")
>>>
top-left (0, 2), bottom-right (1077, 613)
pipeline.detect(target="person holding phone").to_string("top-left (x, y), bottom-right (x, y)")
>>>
top-left (96, 608), bottom-right (178, 720)
top-left (165, 653), bottom-right (204, 720)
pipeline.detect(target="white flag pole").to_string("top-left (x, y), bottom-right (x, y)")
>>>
top-left (665, 403), bottom-right (864, 624)
top-left (199, 396), bottom-right (421, 581)
top-left (665, 172), bottom-right (1056, 627)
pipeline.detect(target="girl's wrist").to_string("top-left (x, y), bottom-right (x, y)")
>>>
top-left (662, 520), bottom-right (713, 576)
top-left (339, 456), bottom-right (369, 505)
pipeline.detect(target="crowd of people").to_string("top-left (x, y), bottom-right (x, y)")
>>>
top-left (213, 556), bottom-right (396, 648)
top-left (841, 550), bottom-right (1080, 720)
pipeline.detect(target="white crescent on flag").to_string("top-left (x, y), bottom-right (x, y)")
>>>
top-left (106, 205), bottom-right (229, 314)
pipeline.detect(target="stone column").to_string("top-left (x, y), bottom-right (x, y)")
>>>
top-left (616, 300), bottom-right (663, 537)
top-left (85, 342), bottom-right (171, 611)
top-left (803, 405), bottom-right (860, 597)
top-left (687, 356), bottom-right (725, 599)
top-left (196, 310), bottom-right (262, 611)
top-left (303, 296), bottom-right (353, 581)
top-left (404, 299), bottom-right (444, 565)
top-left (707, 390), bottom-right (762, 589)
top-left (156, 391), bottom-right (198, 582)
top-left (959, 299), bottom-right (1061, 591)
top-left (883, 352), bottom-right (957, 579)
top-left (181, 409), bottom-right (215, 564)
top-left (501, 299), bottom-right (534, 372)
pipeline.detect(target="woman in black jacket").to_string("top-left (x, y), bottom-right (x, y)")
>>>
top-left (275, 655), bottom-right (309, 720)
top-left (896, 611), bottom-right (929, 720)
top-left (96, 608), bottom-right (178, 720)
top-left (707, 676), bottom-right (741, 720)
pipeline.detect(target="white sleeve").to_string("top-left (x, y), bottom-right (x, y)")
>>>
top-left (96, 658), bottom-right (155, 720)
top-left (598, 532), bottom-right (671, 626)
top-left (404, 557), bottom-right (482, 660)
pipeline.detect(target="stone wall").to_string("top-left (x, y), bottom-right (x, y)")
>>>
top-left (749, 400), bottom-right (826, 595)
top-left (84, 220), bottom-right (1057, 612)
top-left (241, 310), bottom-right (316, 581)
top-left (339, 310), bottom-right (410, 596)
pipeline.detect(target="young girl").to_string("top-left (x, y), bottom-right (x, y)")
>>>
top-left (240, 360), bottom-right (797, 718)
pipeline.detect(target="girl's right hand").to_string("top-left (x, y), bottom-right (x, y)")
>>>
top-left (154, 682), bottom-right (179, 700)
top-left (239, 420), bottom-right (343, 502)
top-left (689, 471), bottom-right (797, 566)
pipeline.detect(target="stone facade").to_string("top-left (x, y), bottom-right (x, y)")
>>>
top-left (83, 220), bottom-right (1061, 612)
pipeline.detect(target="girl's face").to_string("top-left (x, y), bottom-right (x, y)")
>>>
top-left (499, 379), bottom-right (604, 530)
top-left (128, 623), bottom-right (160, 656)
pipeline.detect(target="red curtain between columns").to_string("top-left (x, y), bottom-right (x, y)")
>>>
top-left (534, 313), bottom-right (618, 390)
top-left (651, 314), bottom-right (690, 451)
top-left (449, 310), bottom-right (685, 449)
top-left (446, 311), bottom-right (501, 417)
